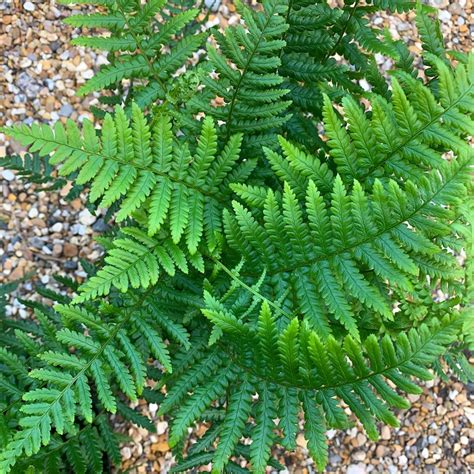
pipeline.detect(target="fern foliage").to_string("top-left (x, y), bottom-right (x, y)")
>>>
top-left (4, 107), bottom-right (245, 256)
top-left (0, 276), bottom-right (192, 472)
top-left (162, 294), bottom-right (464, 473)
top-left (188, 0), bottom-right (291, 154)
top-left (60, 0), bottom-right (205, 109)
top-left (1, 1), bottom-right (473, 473)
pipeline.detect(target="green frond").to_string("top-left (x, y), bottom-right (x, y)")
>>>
top-left (187, 0), bottom-right (291, 155)
top-left (0, 298), bottom-right (180, 471)
top-left (61, 0), bottom-right (203, 105)
top-left (3, 109), bottom-right (245, 259)
top-left (224, 154), bottom-right (471, 336)
top-left (163, 293), bottom-right (464, 472)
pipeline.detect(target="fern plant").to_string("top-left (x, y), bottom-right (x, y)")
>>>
top-left (0, 1), bottom-right (472, 472)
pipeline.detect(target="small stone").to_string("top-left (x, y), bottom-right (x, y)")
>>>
top-left (64, 260), bottom-right (78, 270)
top-left (92, 218), bottom-right (110, 233)
top-left (149, 403), bottom-right (158, 417)
top-left (79, 209), bottom-right (96, 226)
top-left (465, 454), bottom-right (474, 463)
top-left (51, 222), bottom-right (63, 232)
top-left (28, 207), bottom-right (39, 218)
top-left (2, 170), bottom-right (15, 181)
top-left (204, 0), bottom-right (220, 11)
top-left (438, 10), bottom-right (451, 22)
top-left (156, 421), bottom-right (168, 435)
top-left (24, 1), bottom-right (35, 12)
top-left (59, 103), bottom-right (74, 117)
top-left (29, 236), bottom-right (44, 249)
top-left (381, 426), bottom-right (391, 440)
top-left (296, 433), bottom-right (307, 449)
top-left (376, 445), bottom-right (386, 457)
top-left (352, 451), bottom-right (366, 462)
top-left (63, 243), bottom-right (78, 257)
top-left (428, 435), bottom-right (437, 444)
top-left (52, 244), bottom-right (63, 256)
top-left (152, 441), bottom-right (169, 453)
top-left (121, 447), bottom-right (132, 460)
top-left (398, 455), bottom-right (408, 466)
top-left (71, 224), bottom-right (86, 235)
top-left (347, 464), bottom-right (366, 474)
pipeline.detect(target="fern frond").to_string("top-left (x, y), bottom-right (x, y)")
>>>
top-left (225, 153), bottom-right (470, 337)
top-left (161, 295), bottom-right (464, 472)
top-left (3, 109), bottom-right (245, 259)
top-left (188, 0), bottom-right (291, 154)
top-left (0, 296), bottom-right (183, 471)
top-left (321, 57), bottom-right (473, 185)
top-left (61, 0), bottom-right (204, 106)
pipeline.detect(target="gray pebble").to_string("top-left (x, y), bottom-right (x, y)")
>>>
top-left (29, 236), bottom-right (44, 249)
top-left (92, 218), bottom-right (109, 233)
top-left (59, 103), bottom-right (74, 117)
top-left (64, 260), bottom-right (78, 270)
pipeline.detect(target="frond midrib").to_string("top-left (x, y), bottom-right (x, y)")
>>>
top-left (5, 310), bottom-right (131, 458)
top-left (360, 82), bottom-right (473, 182)
top-left (3, 131), bottom-right (227, 207)
top-left (224, 1), bottom-right (284, 140)
top-left (242, 157), bottom-right (469, 277)
top-left (226, 318), bottom-right (456, 392)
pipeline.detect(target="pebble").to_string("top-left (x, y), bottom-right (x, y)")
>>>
top-left (78, 209), bottom-right (96, 226)
top-left (23, 1), bottom-right (35, 12)
top-left (51, 222), bottom-right (63, 232)
top-left (71, 224), bottom-right (86, 235)
top-left (353, 451), bottom-right (367, 462)
top-left (28, 207), bottom-right (39, 218)
top-left (347, 464), bottom-right (367, 474)
top-left (2, 170), bottom-right (15, 181)
top-left (63, 243), bottom-right (78, 257)
top-left (59, 103), bottom-right (73, 117)
top-left (204, 0), bottom-right (221, 11)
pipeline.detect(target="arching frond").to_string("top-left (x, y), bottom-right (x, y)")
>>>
top-left (3, 108), bottom-right (245, 256)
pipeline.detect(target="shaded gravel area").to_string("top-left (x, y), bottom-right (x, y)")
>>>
top-left (0, 0), bottom-right (473, 473)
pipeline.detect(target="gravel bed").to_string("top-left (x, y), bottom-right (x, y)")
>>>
top-left (0, 1), bottom-right (472, 473)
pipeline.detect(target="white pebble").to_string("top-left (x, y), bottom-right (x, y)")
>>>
top-left (347, 464), bottom-right (366, 474)
top-left (78, 209), bottom-right (96, 226)
top-left (2, 170), bottom-right (15, 181)
top-left (438, 10), bottom-right (451, 22)
top-left (51, 222), bottom-right (63, 232)
top-left (149, 403), bottom-right (158, 417)
top-left (398, 455), bottom-right (407, 466)
top-left (40, 275), bottom-right (50, 284)
top-left (156, 421), bottom-right (168, 435)
top-left (352, 451), bottom-right (366, 462)
top-left (24, 1), bottom-right (35, 11)
top-left (28, 207), bottom-right (39, 218)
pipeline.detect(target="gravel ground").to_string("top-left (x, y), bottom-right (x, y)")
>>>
top-left (0, 0), bottom-right (473, 473)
